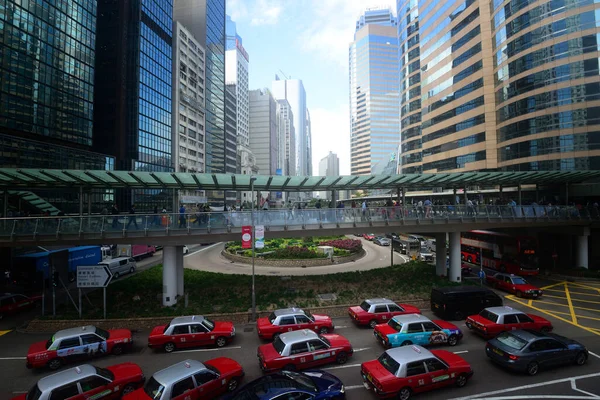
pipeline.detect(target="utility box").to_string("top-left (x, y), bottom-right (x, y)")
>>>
top-left (317, 246), bottom-right (334, 259)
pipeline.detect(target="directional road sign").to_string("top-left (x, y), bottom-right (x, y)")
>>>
top-left (77, 265), bottom-right (113, 288)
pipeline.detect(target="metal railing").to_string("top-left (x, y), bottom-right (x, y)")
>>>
top-left (0, 205), bottom-right (597, 240)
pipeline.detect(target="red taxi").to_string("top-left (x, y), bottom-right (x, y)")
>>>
top-left (257, 308), bottom-right (333, 340)
top-left (0, 293), bottom-right (41, 319)
top-left (466, 306), bottom-right (553, 339)
top-left (349, 298), bottom-right (421, 328)
top-left (27, 325), bottom-right (132, 370)
top-left (486, 273), bottom-right (543, 298)
top-left (123, 358), bottom-right (243, 400)
top-left (363, 233), bottom-right (376, 241)
top-left (257, 329), bottom-right (353, 372)
top-left (13, 363), bottom-right (144, 400)
top-left (148, 315), bottom-right (235, 352)
top-left (361, 345), bottom-right (473, 399)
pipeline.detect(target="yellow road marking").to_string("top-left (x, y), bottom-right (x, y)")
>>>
top-left (524, 300), bottom-right (600, 313)
top-left (564, 284), bottom-right (578, 325)
top-left (545, 310), bottom-right (600, 323)
top-left (568, 282), bottom-right (600, 293)
top-left (540, 281), bottom-right (570, 290)
top-left (544, 288), bottom-right (600, 297)
top-left (0, 330), bottom-right (11, 337)
top-left (542, 294), bottom-right (600, 305)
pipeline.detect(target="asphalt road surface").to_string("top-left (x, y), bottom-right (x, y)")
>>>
top-left (1, 294), bottom-right (599, 399)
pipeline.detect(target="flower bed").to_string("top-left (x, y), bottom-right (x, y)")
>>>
top-left (319, 239), bottom-right (362, 253)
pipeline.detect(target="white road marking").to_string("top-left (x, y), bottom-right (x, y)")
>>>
top-left (589, 351), bottom-right (600, 359)
top-left (452, 350), bottom-right (469, 354)
top-left (570, 379), bottom-right (600, 398)
top-left (477, 397), bottom-right (599, 399)
top-left (353, 347), bottom-right (370, 352)
top-left (185, 243), bottom-right (220, 258)
top-left (172, 346), bottom-right (242, 353)
top-left (322, 363), bottom-right (361, 371)
top-left (345, 385), bottom-right (366, 391)
top-left (448, 372), bottom-right (600, 400)
top-left (334, 326), bottom-right (349, 329)
top-left (0, 357), bottom-right (26, 360)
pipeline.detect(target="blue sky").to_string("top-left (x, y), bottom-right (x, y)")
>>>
top-left (226, 0), bottom-right (396, 175)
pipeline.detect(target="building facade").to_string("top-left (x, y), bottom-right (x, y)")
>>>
top-left (349, 9), bottom-right (400, 175)
top-left (306, 108), bottom-right (313, 176)
top-left (276, 100), bottom-right (296, 176)
top-left (224, 84), bottom-right (238, 205)
top-left (225, 15), bottom-right (250, 147)
top-left (318, 151), bottom-right (340, 200)
top-left (249, 89), bottom-right (279, 176)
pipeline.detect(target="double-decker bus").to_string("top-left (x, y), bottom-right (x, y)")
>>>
top-left (460, 230), bottom-right (539, 276)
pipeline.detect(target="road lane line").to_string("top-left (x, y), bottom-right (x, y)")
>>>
top-left (334, 326), bottom-right (349, 329)
top-left (353, 348), bottom-right (370, 352)
top-left (344, 385), bottom-right (366, 391)
top-left (0, 357), bottom-right (26, 360)
top-left (172, 346), bottom-right (242, 354)
top-left (0, 330), bottom-right (11, 337)
top-left (589, 351), bottom-right (600, 359)
top-left (545, 294), bottom-right (600, 305)
top-left (570, 379), bottom-right (599, 398)
top-left (448, 371), bottom-right (600, 400)
top-left (568, 282), bottom-right (600, 293)
top-left (546, 288), bottom-right (600, 297)
top-left (540, 281), bottom-right (570, 290)
top-left (322, 363), bottom-right (361, 371)
top-left (564, 284), bottom-right (578, 325)
top-left (453, 350), bottom-right (469, 354)
top-left (185, 243), bottom-right (220, 258)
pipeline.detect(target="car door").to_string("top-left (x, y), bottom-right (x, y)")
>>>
top-left (543, 339), bottom-right (570, 365)
top-left (56, 337), bottom-right (85, 363)
top-left (1, 296), bottom-right (16, 315)
top-left (424, 358), bottom-right (452, 390)
top-left (190, 323), bottom-right (210, 346)
top-left (294, 314), bottom-right (314, 331)
top-left (406, 323), bottom-right (426, 345)
top-left (388, 303), bottom-right (405, 318)
top-left (193, 370), bottom-right (221, 399)
top-left (171, 324), bottom-right (192, 348)
top-left (374, 305), bottom-right (389, 323)
top-left (503, 276), bottom-right (514, 292)
top-left (278, 316), bottom-right (297, 333)
top-left (515, 313), bottom-right (535, 329)
top-left (13, 295), bottom-right (33, 311)
top-left (529, 339), bottom-right (565, 367)
top-left (502, 314), bottom-right (521, 332)
top-left (422, 322), bottom-right (448, 345)
top-left (78, 374), bottom-right (115, 400)
top-left (81, 333), bottom-right (107, 357)
top-left (289, 341), bottom-right (310, 368)
top-left (405, 361), bottom-right (429, 394)
top-left (49, 382), bottom-right (81, 400)
top-left (171, 376), bottom-right (199, 400)
top-left (306, 338), bottom-right (333, 367)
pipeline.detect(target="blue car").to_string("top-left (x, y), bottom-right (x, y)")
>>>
top-left (225, 370), bottom-right (345, 400)
top-left (374, 314), bottom-right (463, 348)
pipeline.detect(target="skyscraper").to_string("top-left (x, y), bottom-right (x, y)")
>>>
top-left (318, 152), bottom-right (340, 200)
top-left (249, 89), bottom-right (279, 175)
top-left (272, 77), bottom-right (309, 176)
top-left (306, 108), bottom-right (313, 176)
top-left (277, 99), bottom-right (296, 176)
top-left (224, 84), bottom-right (237, 205)
top-left (349, 8), bottom-right (399, 176)
top-left (225, 15), bottom-right (250, 147)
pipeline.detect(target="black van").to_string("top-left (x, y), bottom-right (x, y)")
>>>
top-left (431, 286), bottom-right (503, 320)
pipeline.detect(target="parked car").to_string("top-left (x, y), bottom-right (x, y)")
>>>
top-left (349, 298), bottom-right (421, 328)
top-left (225, 370), bottom-right (345, 400)
top-left (374, 237), bottom-right (391, 246)
top-left (26, 325), bottom-right (133, 370)
top-left (374, 314), bottom-right (462, 348)
top-left (123, 358), bottom-right (244, 400)
top-left (363, 233), bottom-right (376, 241)
top-left (466, 306), bottom-right (553, 339)
top-left (0, 293), bottom-right (41, 319)
top-left (361, 345), bottom-right (473, 399)
top-left (98, 257), bottom-right (137, 279)
top-left (257, 329), bottom-right (353, 372)
top-left (419, 247), bottom-right (434, 262)
top-left (13, 363), bottom-right (144, 400)
top-left (431, 286), bottom-right (503, 320)
top-left (256, 308), bottom-right (333, 340)
top-left (486, 330), bottom-right (588, 376)
top-left (148, 315), bottom-right (235, 352)
top-left (486, 273), bottom-right (543, 298)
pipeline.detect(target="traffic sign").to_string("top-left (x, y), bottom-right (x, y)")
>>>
top-left (77, 265), bottom-right (113, 288)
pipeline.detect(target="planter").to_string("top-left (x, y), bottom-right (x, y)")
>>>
top-left (221, 248), bottom-right (366, 267)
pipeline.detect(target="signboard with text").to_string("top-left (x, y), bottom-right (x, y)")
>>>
top-left (77, 265), bottom-right (113, 288)
top-left (255, 225), bottom-right (265, 249)
top-left (242, 226), bottom-right (252, 249)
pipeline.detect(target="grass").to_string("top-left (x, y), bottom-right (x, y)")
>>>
top-left (49, 261), bottom-right (463, 319)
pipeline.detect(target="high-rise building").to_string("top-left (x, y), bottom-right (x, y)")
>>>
top-left (272, 77), bottom-right (309, 176)
top-left (225, 15), bottom-right (250, 147)
top-left (174, 0), bottom-right (227, 175)
top-left (349, 8), bottom-right (399, 176)
top-left (0, 0), bottom-right (114, 213)
top-left (306, 108), bottom-right (313, 176)
top-left (94, 0), bottom-right (173, 210)
top-left (276, 100), bottom-right (296, 177)
top-left (224, 84), bottom-right (238, 205)
top-left (318, 152), bottom-right (340, 200)
top-left (400, 0), bottom-right (600, 173)
top-left (249, 89), bottom-right (279, 176)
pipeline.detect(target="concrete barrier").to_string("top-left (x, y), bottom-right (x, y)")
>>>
top-left (220, 248), bottom-right (366, 267)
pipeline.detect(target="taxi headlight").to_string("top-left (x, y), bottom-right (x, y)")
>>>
top-left (340, 385), bottom-right (345, 394)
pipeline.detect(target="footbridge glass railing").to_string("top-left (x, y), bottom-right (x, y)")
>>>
top-left (1, 205), bottom-right (598, 239)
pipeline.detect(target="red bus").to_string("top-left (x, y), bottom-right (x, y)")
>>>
top-left (460, 230), bottom-right (539, 276)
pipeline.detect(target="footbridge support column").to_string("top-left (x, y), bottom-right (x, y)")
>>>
top-left (435, 233), bottom-right (447, 276)
top-left (449, 232), bottom-right (462, 283)
top-left (176, 245), bottom-right (184, 297)
top-left (576, 227), bottom-right (590, 269)
top-left (162, 246), bottom-right (179, 306)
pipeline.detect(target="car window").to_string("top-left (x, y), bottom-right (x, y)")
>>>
top-left (295, 315), bottom-right (310, 324)
top-left (14, 295), bottom-right (27, 302)
top-left (307, 339), bottom-right (327, 351)
top-left (407, 323), bottom-right (423, 333)
top-left (190, 324), bottom-right (207, 333)
top-left (0, 297), bottom-right (14, 307)
top-left (171, 377), bottom-right (195, 398)
top-left (374, 305), bottom-right (388, 313)
top-left (58, 337), bottom-right (81, 349)
top-left (503, 314), bottom-right (519, 324)
top-left (194, 370), bottom-right (216, 385)
top-left (533, 339), bottom-right (565, 351)
top-left (406, 361), bottom-right (427, 376)
top-left (504, 276), bottom-right (512, 283)
top-left (49, 383), bottom-right (79, 400)
top-left (496, 332), bottom-right (528, 350)
top-left (290, 342), bottom-right (308, 355)
top-left (478, 309), bottom-right (499, 323)
top-left (79, 375), bottom-right (110, 392)
top-left (129, 258), bottom-right (135, 263)
top-left (422, 322), bottom-right (439, 332)
top-left (279, 316), bottom-right (296, 325)
top-left (424, 358), bottom-right (447, 372)
top-left (172, 325), bottom-right (189, 335)
top-left (119, 260), bottom-right (127, 266)
top-left (388, 304), bottom-right (403, 312)
top-left (516, 314), bottom-right (534, 323)
top-left (81, 334), bottom-right (104, 345)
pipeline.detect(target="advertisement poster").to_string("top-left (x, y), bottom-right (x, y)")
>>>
top-left (255, 225), bottom-right (265, 249)
top-left (241, 226), bottom-right (252, 249)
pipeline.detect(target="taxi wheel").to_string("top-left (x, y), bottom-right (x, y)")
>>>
top-left (455, 373), bottom-right (468, 388)
top-left (112, 345), bottom-right (123, 356)
top-left (129, 267), bottom-right (135, 274)
top-left (336, 352), bottom-right (348, 365)
top-left (216, 336), bottom-right (227, 348)
top-left (319, 327), bottom-right (329, 334)
top-left (465, 321), bottom-right (473, 329)
top-left (47, 358), bottom-right (63, 371)
top-left (447, 335), bottom-right (458, 346)
top-left (164, 342), bottom-right (176, 353)
top-left (400, 341), bottom-right (412, 347)
top-left (283, 364), bottom-right (296, 371)
top-left (575, 352), bottom-right (587, 366)
top-left (114, 272), bottom-right (120, 279)
top-left (369, 320), bottom-right (378, 329)
top-left (122, 384), bottom-right (137, 395)
top-left (527, 362), bottom-right (539, 376)
top-left (227, 378), bottom-right (240, 392)
top-left (398, 387), bottom-right (412, 400)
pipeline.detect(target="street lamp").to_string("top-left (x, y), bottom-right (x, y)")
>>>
top-left (250, 176), bottom-right (257, 321)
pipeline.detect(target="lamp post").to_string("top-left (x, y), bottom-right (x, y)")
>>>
top-left (250, 176), bottom-right (257, 321)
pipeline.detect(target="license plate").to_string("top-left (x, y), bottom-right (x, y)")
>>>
top-left (533, 294), bottom-right (538, 297)
top-left (493, 348), bottom-right (503, 356)
top-left (434, 303), bottom-right (439, 309)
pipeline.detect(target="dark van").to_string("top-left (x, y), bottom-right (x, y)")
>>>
top-left (431, 286), bottom-right (503, 320)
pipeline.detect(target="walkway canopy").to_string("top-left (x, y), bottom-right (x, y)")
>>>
top-left (0, 169), bottom-right (598, 191)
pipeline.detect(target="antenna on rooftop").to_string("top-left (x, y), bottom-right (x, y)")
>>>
top-left (279, 69), bottom-right (290, 80)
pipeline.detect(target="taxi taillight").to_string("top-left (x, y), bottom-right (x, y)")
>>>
top-left (509, 354), bottom-right (519, 360)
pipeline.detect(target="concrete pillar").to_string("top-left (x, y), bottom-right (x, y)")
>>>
top-left (499, 185), bottom-right (503, 200)
top-left (535, 184), bottom-right (539, 203)
top-left (162, 246), bottom-right (178, 306)
top-left (565, 182), bottom-right (569, 205)
top-left (464, 187), bottom-right (468, 205)
top-left (397, 188), bottom-right (401, 204)
top-left (518, 184), bottom-right (522, 206)
top-left (79, 186), bottom-right (83, 217)
top-left (402, 187), bottom-right (406, 206)
top-left (176, 245), bottom-right (184, 297)
top-left (331, 190), bottom-right (337, 204)
top-left (448, 232), bottom-right (462, 283)
top-left (435, 233), bottom-right (447, 276)
top-left (576, 228), bottom-right (590, 269)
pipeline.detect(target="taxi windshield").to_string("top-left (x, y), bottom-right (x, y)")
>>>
top-left (281, 370), bottom-right (317, 392)
top-left (95, 327), bottom-right (110, 340)
top-left (273, 336), bottom-right (286, 354)
top-left (359, 301), bottom-right (370, 312)
top-left (478, 310), bottom-right (499, 323)
top-left (388, 319), bottom-right (402, 332)
top-left (318, 335), bottom-right (330, 346)
top-left (377, 352), bottom-right (400, 375)
top-left (45, 337), bottom-right (53, 350)
top-left (511, 277), bottom-right (528, 285)
top-left (497, 332), bottom-right (528, 350)
top-left (304, 311), bottom-right (314, 321)
top-left (202, 319), bottom-right (215, 331)
top-left (163, 323), bottom-right (170, 333)
top-left (268, 312), bottom-right (277, 323)
top-left (26, 384), bottom-right (42, 400)
top-left (144, 377), bottom-right (166, 400)
top-left (95, 366), bottom-right (114, 381)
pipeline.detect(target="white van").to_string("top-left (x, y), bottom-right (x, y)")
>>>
top-left (99, 257), bottom-right (136, 279)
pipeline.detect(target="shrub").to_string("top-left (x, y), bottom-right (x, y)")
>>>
top-left (319, 239), bottom-right (362, 253)
top-left (264, 246), bottom-right (323, 259)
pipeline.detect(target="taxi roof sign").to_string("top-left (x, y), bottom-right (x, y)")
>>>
top-left (185, 362), bottom-right (191, 368)
top-left (75, 367), bottom-right (82, 374)
top-left (412, 345), bottom-right (421, 353)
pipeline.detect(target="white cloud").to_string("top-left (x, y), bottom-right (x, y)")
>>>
top-left (227, 0), bottom-right (283, 26)
top-left (227, 0), bottom-right (250, 22)
top-left (310, 106), bottom-right (351, 175)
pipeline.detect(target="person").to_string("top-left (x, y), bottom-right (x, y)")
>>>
top-left (287, 200), bottom-right (294, 220)
top-left (111, 204), bottom-right (119, 229)
top-left (151, 205), bottom-right (159, 226)
top-left (361, 200), bottom-right (367, 221)
top-left (478, 269), bottom-right (486, 286)
top-left (179, 204), bottom-right (186, 228)
top-left (127, 205), bottom-right (138, 229)
top-left (424, 198), bottom-right (432, 218)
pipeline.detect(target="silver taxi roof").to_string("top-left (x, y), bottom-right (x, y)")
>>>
top-left (485, 306), bottom-right (522, 316)
top-left (170, 315), bottom-right (206, 325)
top-left (494, 272), bottom-right (520, 279)
top-left (365, 298), bottom-right (394, 305)
top-left (38, 364), bottom-right (97, 392)
top-left (274, 308), bottom-right (304, 317)
top-left (54, 325), bottom-right (98, 341)
top-left (387, 345), bottom-right (435, 364)
top-left (154, 359), bottom-right (206, 386)
top-left (391, 314), bottom-right (430, 324)
top-left (279, 329), bottom-right (318, 344)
